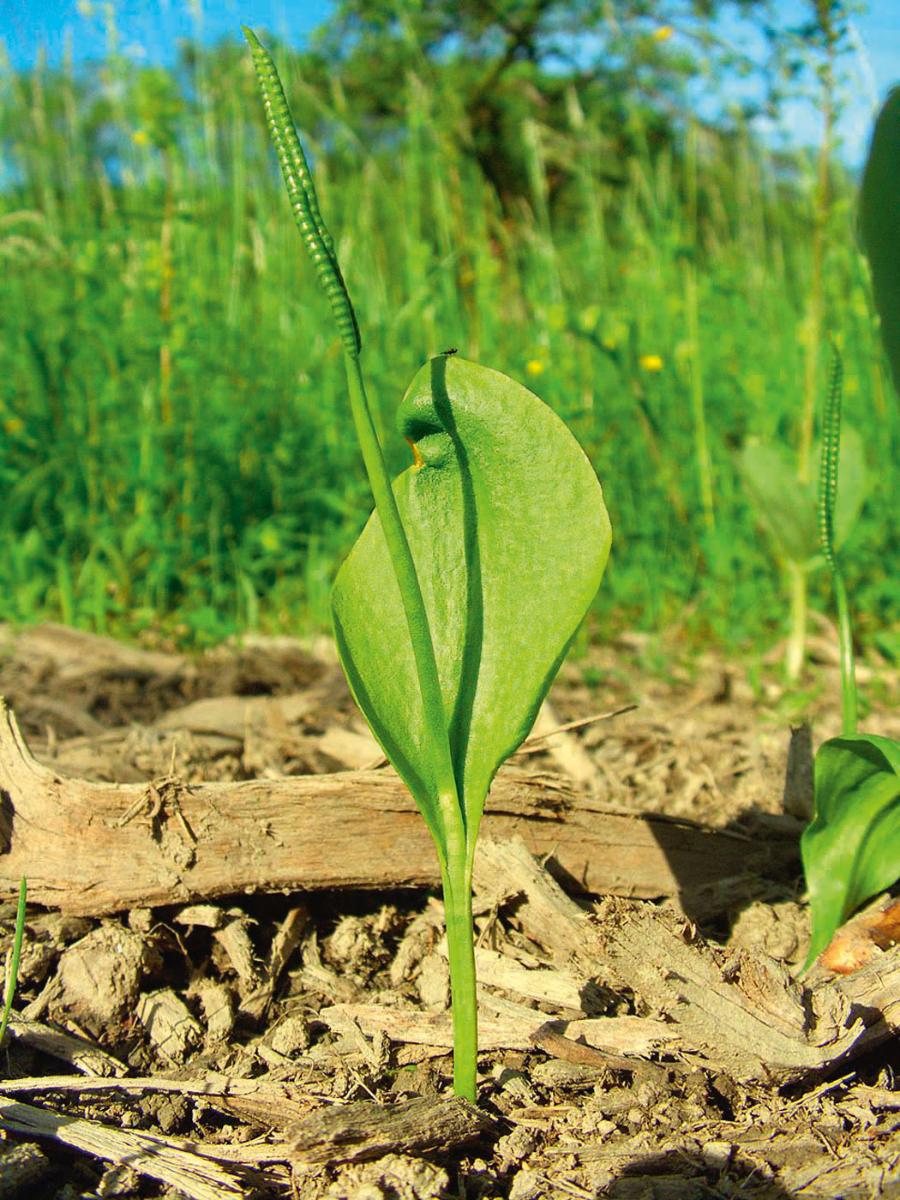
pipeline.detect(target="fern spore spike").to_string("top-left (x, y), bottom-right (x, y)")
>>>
top-left (818, 344), bottom-right (857, 735)
top-left (818, 348), bottom-right (842, 575)
top-left (243, 27), bottom-right (360, 355)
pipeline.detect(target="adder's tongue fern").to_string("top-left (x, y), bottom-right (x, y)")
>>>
top-left (243, 29), bottom-right (614, 1105)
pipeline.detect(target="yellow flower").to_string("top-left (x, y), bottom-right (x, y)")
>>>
top-left (639, 354), bottom-right (664, 372)
top-left (131, 129), bottom-right (151, 147)
top-left (526, 359), bottom-right (545, 377)
top-left (652, 25), bottom-right (674, 42)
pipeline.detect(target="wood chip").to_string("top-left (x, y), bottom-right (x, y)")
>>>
top-left (286, 1096), bottom-right (494, 1164)
top-left (0, 1096), bottom-right (246, 1199)
top-left (137, 988), bottom-right (203, 1064)
top-left (174, 904), bottom-right (226, 930)
top-left (316, 724), bottom-right (382, 768)
top-left (527, 700), bottom-right (600, 789)
top-left (471, 945), bottom-right (588, 1013)
top-left (215, 917), bottom-right (260, 995)
top-left (474, 836), bottom-right (900, 1083)
top-left (819, 897), bottom-right (900, 974)
top-left (321, 1001), bottom-right (674, 1057)
top-left (189, 978), bottom-right (235, 1045)
top-left (8, 1017), bottom-right (126, 1076)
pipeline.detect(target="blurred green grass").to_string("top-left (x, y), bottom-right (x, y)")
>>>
top-left (0, 35), bottom-right (896, 659)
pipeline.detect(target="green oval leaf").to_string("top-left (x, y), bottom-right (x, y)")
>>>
top-left (860, 86), bottom-right (900, 398)
top-left (332, 356), bottom-right (611, 835)
top-left (738, 442), bottom-right (818, 565)
top-left (829, 424), bottom-right (868, 549)
top-left (801, 733), bottom-right (900, 969)
top-left (738, 427), bottom-right (867, 568)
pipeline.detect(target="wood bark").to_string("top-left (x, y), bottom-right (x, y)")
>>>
top-left (0, 699), bottom-right (793, 917)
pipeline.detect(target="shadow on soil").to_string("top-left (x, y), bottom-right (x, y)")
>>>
top-left (599, 1147), bottom-right (795, 1198)
top-left (547, 806), bottom-right (802, 935)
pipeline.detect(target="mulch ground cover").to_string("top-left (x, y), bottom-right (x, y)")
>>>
top-left (0, 622), bottom-right (897, 1200)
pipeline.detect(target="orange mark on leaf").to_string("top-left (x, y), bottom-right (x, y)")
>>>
top-left (406, 437), bottom-right (425, 469)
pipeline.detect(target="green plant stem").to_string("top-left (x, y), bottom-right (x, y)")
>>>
top-left (346, 338), bottom-right (477, 1105)
top-left (785, 560), bottom-right (807, 684)
top-left (832, 569), bottom-right (858, 736)
top-left (441, 861), bottom-right (477, 1102)
top-left (683, 260), bottom-right (715, 530)
top-left (0, 878), bottom-right (27, 1048)
top-left (343, 353), bottom-right (462, 846)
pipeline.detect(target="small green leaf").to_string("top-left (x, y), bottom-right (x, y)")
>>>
top-left (829, 424), bottom-right (867, 549)
top-left (738, 428), bottom-right (867, 568)
top-left (801, 733), bottom-right (900, 969)
top-left (738, 442), bottom-right (818, 565)
top-left (332, 356), bottom-right (611, 835)
top-left (860, 86), bottom-right (900, 397)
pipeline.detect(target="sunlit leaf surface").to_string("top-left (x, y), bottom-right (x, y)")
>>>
top-left (332, 356), bottom-right (611, 833)
top-left (801, 733), bottom-right (900, 968)
top-left (738, 426), bottom-right (868, 568)
top-left (860, 86), bottom-right (900, 397)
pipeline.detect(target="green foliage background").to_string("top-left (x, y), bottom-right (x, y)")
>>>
top-left (0, 4), bottom-right (897, 657)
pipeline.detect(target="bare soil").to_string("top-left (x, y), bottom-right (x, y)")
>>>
top-left (0, 622), bottom-right (897, 1200)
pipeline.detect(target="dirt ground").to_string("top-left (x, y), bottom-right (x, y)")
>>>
top-left (0, 622), bottom-right (897, 1200)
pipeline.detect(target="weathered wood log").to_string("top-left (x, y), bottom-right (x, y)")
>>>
top-left (473, 838), bottom-right (900, 1085)
top-left (0, 699), bottom-right (795, 917)
top-left (0, 622), bottom-right (188, 684)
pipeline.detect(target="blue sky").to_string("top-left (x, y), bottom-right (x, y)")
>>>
top-left (2, 0), bottom-right (897, 164)
top-left (1, 0), bottom-right (331, 66)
